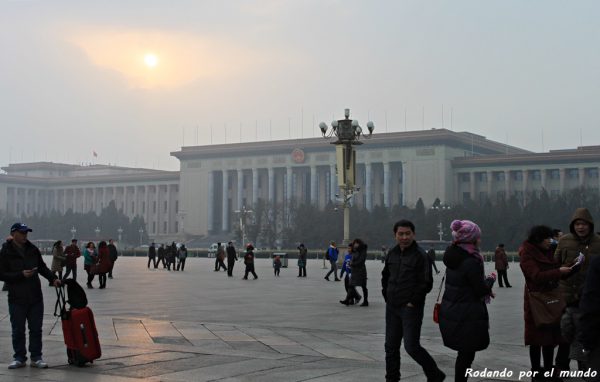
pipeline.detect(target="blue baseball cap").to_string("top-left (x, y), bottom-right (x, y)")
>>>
top-left (10, 223), bottom-right (32, 233)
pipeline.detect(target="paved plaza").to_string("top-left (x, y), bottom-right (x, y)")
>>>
top-left (0, 256), bottom-right (551, 381)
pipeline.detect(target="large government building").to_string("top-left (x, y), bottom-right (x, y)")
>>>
top-left (2, 128), bottom-right (600, 242)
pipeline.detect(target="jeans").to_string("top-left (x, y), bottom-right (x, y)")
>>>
top-left (497, 270), bottom-right (511, 287)
top-left (325, 260), bottom-right (338, 279)
top-left (177, 258), bottom-right (186, 271)
top-left (9, 300), bottom-right (44, 362)
top-left (63, 264), bottom-right (77, 281)
top-left (385, 303), bottom-right (441, 381)
top-left (298, 266), bottom-right (306, 277)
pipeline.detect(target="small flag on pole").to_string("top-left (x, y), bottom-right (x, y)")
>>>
top-left (93, 150), bottom-right (98, 158)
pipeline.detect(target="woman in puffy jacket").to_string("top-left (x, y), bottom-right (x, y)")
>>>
top-left (439, 220), bottom-right (496, 382)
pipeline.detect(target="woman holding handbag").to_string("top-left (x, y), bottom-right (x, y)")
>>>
top-left (439, 220), bottom-right (496, 382)
top-left (519, 225), bottom-right (572, 379)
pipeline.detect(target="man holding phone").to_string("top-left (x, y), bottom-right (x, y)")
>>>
top-left (0, 223), bottom-right (60, 370)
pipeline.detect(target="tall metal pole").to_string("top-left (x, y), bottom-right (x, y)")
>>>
top-left (343, 192), bottom-right (350, 246)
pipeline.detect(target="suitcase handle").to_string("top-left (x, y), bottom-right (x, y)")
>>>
top-left (54, 285), bottom-right (67, 317)
top-left (80, 324), bottom-right (89, 348)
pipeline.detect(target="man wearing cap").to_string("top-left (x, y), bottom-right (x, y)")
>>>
top-left (63, 238), bottom-right (81, 281)
top-left (0, 223), bottom-right (61, 369)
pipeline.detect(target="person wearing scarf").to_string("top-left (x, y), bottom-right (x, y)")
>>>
top-left (439, 220), bottom-right (496, 382)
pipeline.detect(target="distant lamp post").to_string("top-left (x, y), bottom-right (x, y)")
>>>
top-left (234, 206), bottom-right (253, 247)
top-left (138, 228), bottom-right (144, 246)
top-left (117, 227), bottom-right (123, 243)
top-left (431, 204), bottom-right (451, 241)
top-left (94, 226), bottom-right (101, 238)
top-left (70, 226), bottom-right (77, 240)
top-left (320, 108), bottom-right (374, 245)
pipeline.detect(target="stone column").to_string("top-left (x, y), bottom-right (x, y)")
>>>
top-left (310, 165), bottom-right (317, 205)
top-left (365, 163), bottom-right (373, 211)
top-left (579, 167), bottom-right (585, 188)
top-left (559, 168), bottom-right (566, 194)
top-left (540, 169), bottom-right (547, 191)
top-left (72, 189), bottom-right (77, 212)
top-left (486, 171), bottom-right (493, 198)
top-left (268, 167), bottom-right (275, 203)
top-left (286, 166), bottom-right (293, 202)
top-left (522, 170), bottom-right (529, 204)
top-left (63, 189), bottom-right (67, 214)
top-left (167, 185), bottom-right (172, 233)
top-left (222, 170), bottom-right (229, 232)
top-left (134, 186), bottom-right (139, 216)
top-left (144, 185), bottom-right (150, 230)
top-left (469, 172), bottom-right (476, 201)
top-left (92, 188), bottom-right (97, 214)
top-left (504, 170), bottom-right (510, 198)
top-left (207, 172), bottom-right (214, 232)
top-left (252, 168), bottom-right (259, 205)
top-left (330, 164), bottom-right (337, 202)
top-left (237, 169), bottom-right (244, 210)
top-left (383, 162), bottom-right (391, 207)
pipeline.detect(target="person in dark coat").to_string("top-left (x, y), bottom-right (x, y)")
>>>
top-left (177, 245), bottom-right (188, 271)
top-left (148, 243), bottom-right (156, 269)
top-left (96, 241), bottom-right (112, 289)
top-left (297, 244), bottom-right (307, 277)
top-left (0, 223), bottom-right (60, 369)
top-left (439, 220), bottom-right (496, 382)
top-left (215, 243), bottom-right (227, 272)
top-left (519, 225), bottom-right (573, 379)
top-left (243, 244), bottom-right (258, 280)
top-left (107, 239), bottom-right (118, 278)
top-left (579, 256), bottom-right (600, 378)
top-left (63, 239), bottom-right (80, 281)
top-left (382, 219), bottom-right (444, 382)
top-left (340, 244), bottom-right (357, 304)
top-left (349, 238), bottom-right (368, 306)
top-left (494, 244), bottom-right (511, 287)
top-left (226, 242), bottom-right (237, 277)
top-left (157, 244), bottom-right (166, 268)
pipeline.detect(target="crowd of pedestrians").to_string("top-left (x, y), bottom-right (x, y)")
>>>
top-left (1, 205), bottom-right (599, 380)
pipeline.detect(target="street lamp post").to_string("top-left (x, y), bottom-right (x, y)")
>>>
top-left (70, 226), bottom-right (77, 240)
top-left (431, 204), bottom-right (451, 241)
top-left (320, 109), bottom-right (374, 246)
top-left (117, 227), bottom-right (123, 243)
top-left (234, 206), bottom-right (253, 247)
top-left (94, 226), bottom-right (101, 239)
top-left (138, 228), bottom-right (144, 246)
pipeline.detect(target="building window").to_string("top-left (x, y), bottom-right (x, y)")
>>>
top-left (532, 170), bottom-right (541, 180)
top-left (460, 173), bottom-right (470, 182)
top-left (152, 222), bottom-right (156, 233)
top-left (153, 201), bottom-right (157, 213)
top-left (550, 170), bottom-right (560, 180)
top-left (163, 222), bottom-right (167, 233)
top-left (175, 221), bottom-right (179, 233)
top-left (175, 201), bottom-right (179, 213)
top-left (131, 202), bottom-right (135, 214)
top-left (496, 190), bottom-right (506, 200)
top-left (588, 168), bottom-right (599, 178)
top-left (477, 173), bottom-right (487, 182)
top-left (462, 192), bottom-right (471, 203)
top-left (496, 172), bottom-right (505, 181)
top-left (568, 169), bottom-right (579, 179)
top-left (513, 171), bottom-right (523, 181)
top-left (142, 202), bottom-right (145, 214)
top-left (163, 201), bottom-right (167, 213)
top-left (243, 174), bottom-right (247, 189)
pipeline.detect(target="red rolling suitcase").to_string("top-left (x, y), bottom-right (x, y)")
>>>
top-left (55, 284), bottom-right (102, 366)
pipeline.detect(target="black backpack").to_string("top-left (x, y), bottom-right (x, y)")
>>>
top-left (62, 279), bottom-right (88, 309)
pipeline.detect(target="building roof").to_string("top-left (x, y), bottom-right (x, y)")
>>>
top-left (171, 128), bottom-right (530, 160)
top-left (452, 146), bottom-right (600, 168)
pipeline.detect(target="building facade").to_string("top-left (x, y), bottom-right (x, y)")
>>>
top-left (2, 129), bottom-right (600, 241)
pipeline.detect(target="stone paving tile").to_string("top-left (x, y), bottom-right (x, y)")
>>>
top-left (211, 329), bottom-right (256, 342)
top-left (227, 340), bottom-right (280, 354)
top-left (172, 322), bottom-right (219, 340)
top-left (113, 318), bottom-right (153, 343)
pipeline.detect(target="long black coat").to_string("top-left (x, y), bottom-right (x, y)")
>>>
top-left (439, 245), bottom-right (492, 352)
top-left (350, 248), bottom-right (367, 287)
top-left (580, 256), bottom-right (600, 352)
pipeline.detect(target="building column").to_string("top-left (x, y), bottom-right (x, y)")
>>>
top-left (469, 172), bottom-right (476, 201)
top-left (155, 185), bottom-right (161, 235)
top-left (268, 167), bottom-right (275, 203)
top-left (504, 170), bottom-right (511, 197)
top-left (72, 189), bottom-right (77, 212)
top-left (541, 169), bottom-right (547, 191)
top-left (167, 185), bottom-right (172, 233)
top-left (222, 170), bottom-right (229, 232)
top-left (252, 168), bottom-right (259, 205)
top-left (365, 163), bottom-right (373, 211)
top-left (237, 169), bottom-right (244, 210)
top-left (559, 168), bottom-right (566, 194)
top-left (207, 172), bottom-right (214, 232)
top-left (579, 167), bottom-right (585, 188)
top-left (63, 190), bottom-right (67, 214)
top-left (330, 164), bottom-right (337, 202)
top-left (522, 170), bottom-right (529, 204)
top-left (144, 186), bottom-right (150, 230)
top-left (486, 171), bottom-right (493, 198)
top-left (383, 162), bottom-right (391, 207)
top-left (310, 165), bottom-right (317, 205)
top-left (286, 166), bottom-right (293, 202)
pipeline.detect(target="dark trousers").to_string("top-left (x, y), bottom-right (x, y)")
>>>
top-left (148, 257), bottom-right (156, 268)
top-left (85, 267), bottom-right (95, 286)
top-left (298, 266), bottom-right (306, 277)
top-left (227, 258), bottom-right (235, 276)
top-left (456, 350), bottom-right (476, 382)
top-left (325, 260), bottom-right (338, 279)
top-left (588, 348), bottom-right (600, 381)
top-left (177, 258), bottom-right (186, 271)
top-left (98, 273), bottom-right (107, 288)
top-left (217, 259), bottom-right (227, 271)
top-left (274, 268), bottom-right (280, 276)
top-left (555, 343), bottom-right (571, 370)
top-left (529, 345), bottom-right (555, 371)
top-left (497, 270), bottom-right (511, 287)
top-left (9, 300), bottom-right (44, 362)
top-left (63, 264), bottom-right (77, 281)
top-left (108, 261), bottom-right (115, 277)
top-left (385, 304), bottom-right (441, 381)
top-left (244, 265), bottom-right (257, 279)
top-left (158, 257), bottom-right (165, 268)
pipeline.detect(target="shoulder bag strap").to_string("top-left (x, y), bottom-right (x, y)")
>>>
top-left (436, 270), bottom-right (447, 303)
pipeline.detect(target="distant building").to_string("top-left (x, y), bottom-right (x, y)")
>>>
top-left (2, 128), bottom-right (600, 241)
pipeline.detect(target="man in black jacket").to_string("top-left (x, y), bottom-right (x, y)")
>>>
top-left (226, 242), bottom-right (237, 277)
top-left (0, 223), bottom-right (61, 369)
top-left (107, 239), bottom-right (118, 278)
top-left (580, 255), bottom-right (600, 378)
top-left (382, 219), bottom-right (444, 382)
top-left (148, 243), bottom-right (156, 269)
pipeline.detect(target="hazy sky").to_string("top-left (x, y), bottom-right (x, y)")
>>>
top-left (1, 1), bottom-right (599, 171)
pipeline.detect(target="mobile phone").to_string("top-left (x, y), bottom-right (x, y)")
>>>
top-left (31, 267), bottom-right (38, 272)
